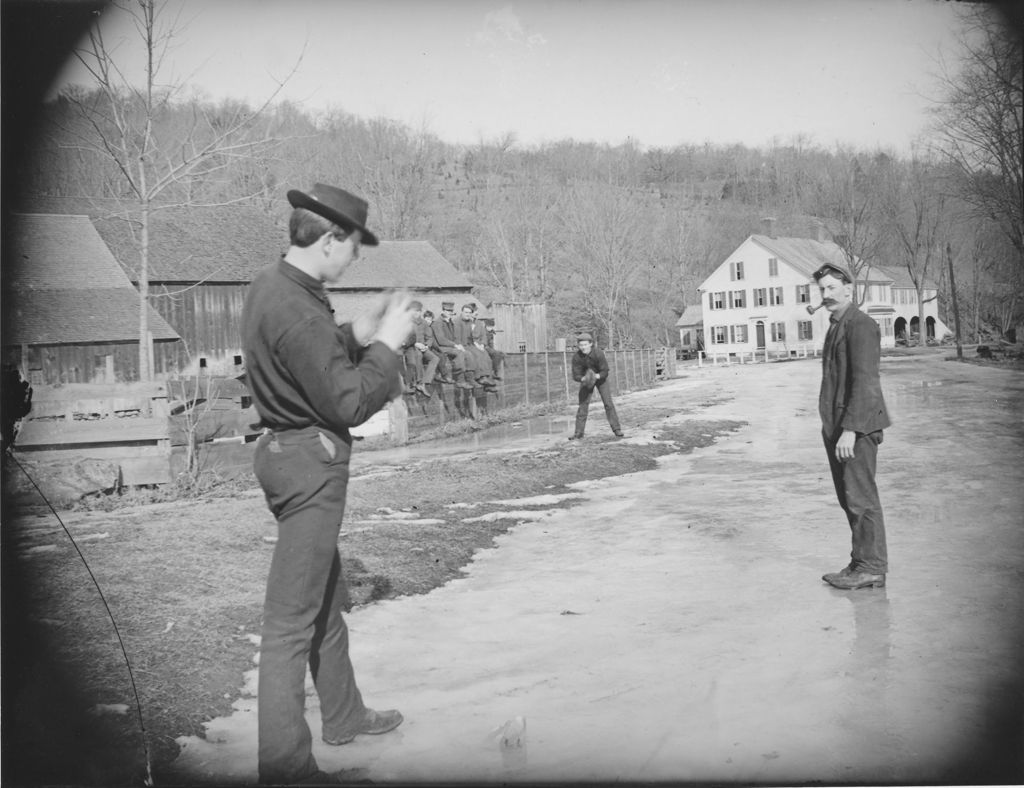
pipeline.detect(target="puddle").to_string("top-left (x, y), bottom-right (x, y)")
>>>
top-left (353, 414), bottom-right (574, 470)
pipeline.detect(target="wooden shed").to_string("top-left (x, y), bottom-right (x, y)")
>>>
top-left (488, 302), bottom-right (549, 352)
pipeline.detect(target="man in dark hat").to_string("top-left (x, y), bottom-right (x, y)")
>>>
top-left (569, 332), bottom-right (623, 440)
top-left (813, 261), bottom-right (891, 591)
top-left (242, 183), bottom-right (413, 784)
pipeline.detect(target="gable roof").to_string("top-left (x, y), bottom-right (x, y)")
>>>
top-left (326, 241), bottom-right (475, 290)
top-left (5, 289), bottom-right (179, 344)
top-left (5, 213), bottom-right (179, 344)
top-left (749, 234), bottom-right (850, 279)
top-left (675, 304), bottom-right (703, 327)
top-left (17, 196), bottom-right (474, 289)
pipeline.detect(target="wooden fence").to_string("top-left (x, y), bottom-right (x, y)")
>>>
top-left (400, 348), bottom-right (675, 435)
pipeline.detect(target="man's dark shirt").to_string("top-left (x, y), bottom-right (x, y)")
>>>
top-left (241, 258), bottom-right (400, 434)
top-left (572, 347), bottom-right (611, 382)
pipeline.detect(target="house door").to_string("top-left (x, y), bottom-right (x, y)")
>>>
top-left (755, 321), bottom-right (766, 349)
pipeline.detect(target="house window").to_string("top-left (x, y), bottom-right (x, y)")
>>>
top-left (797, 321), bottom-right (813, 341)
top-left (769, 287), bottom-right (784, 306)
top-left (728, 290), bottom-right (746, 309)
top-left (730, 261), bottom-right (745, 281)
top-left (768, 257), bottom-right (779, 276)
top-left (709, 291), bottom-right (725, 310)
top-left (711, 326), bottom-right (728, 345)
top-left (753, 288), bottom-right (766, 306)
top-left (771, 322), bottom-right (786, 342)
top-left (681, 330), bottom-right (691, 346)
top-left (882, 318), bottom-right (893, 337)
top-left (730, 325), bottom-right (748, 344)
top-left (518, 342), bottom-right (527, 352)
top-left (199, 357), bottom-right (207, 369)
top-left (796, 285), bottom-right (810, 304)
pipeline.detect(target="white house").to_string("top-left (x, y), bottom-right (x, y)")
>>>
top-left (697, 232), bottom-right (950, 358)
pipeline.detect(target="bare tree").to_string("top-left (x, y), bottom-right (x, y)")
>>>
top-left (881, 153), bottom-right (949, 342)
top-left (58, 0), bottom-right (299, 380)
top-left (558, 183), bottom-right (649, 347)
top-left (932, 5), bottom-right (1023, 273)
top-left (820, 148), bottom-right (890, 305)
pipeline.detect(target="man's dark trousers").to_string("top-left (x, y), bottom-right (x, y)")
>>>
top-left (575, 380), bottom-right (620, 436)
top-left (254, 427), bottom-right (367, 784)
top-left (822, 428), bottom-right (888, 575)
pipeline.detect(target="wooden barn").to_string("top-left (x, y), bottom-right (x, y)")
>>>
top-left (3, 213), bottom-right (180, 385)
top-left (23, 198), bottom-right (479, 377)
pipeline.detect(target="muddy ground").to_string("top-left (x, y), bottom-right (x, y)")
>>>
top-left (2, 389), bottom-right (742, 786)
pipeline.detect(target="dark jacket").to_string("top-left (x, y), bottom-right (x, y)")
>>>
top-left (241, 259), bottom-right (400, 434)
top-left (431, 316), bottom-right (459, 351)
top-left (572, 347), bottom-right (611, 384)
top-left (819, 303), bottom-right (891, 437)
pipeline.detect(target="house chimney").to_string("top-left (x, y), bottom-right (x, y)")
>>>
top-left (761, 217), bottom-right (776, 238)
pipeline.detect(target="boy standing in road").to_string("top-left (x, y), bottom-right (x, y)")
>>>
top-left (814, 262), bottom-right (891, 591)
top-left (242, 183), bottom-right (412, 784)
top-left (569, 332), bottom-right (623, 440)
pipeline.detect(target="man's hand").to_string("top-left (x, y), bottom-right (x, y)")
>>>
top-left (414, 342), bottom-right (428, 352)
top-left (351, 293), bottom-right (393, 344)
top-left (371, 292), bottom-right (416, 352)
top-left (454, 344), bottom-right (465, 351)
top-left (835, 430), bottom-right (857, 461)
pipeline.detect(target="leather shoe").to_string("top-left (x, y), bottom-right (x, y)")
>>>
top-left (824, 570), bottom-right (885, 590)
top-left (613, 430), bottom-right (624, 438)
top-left (415, 383), bottom-right (432, 398)
top-left (323, 708), bottom-right (403, 746)
top-left (568, 434), bottom-right (584, 441)
top-left (821, 563), bottom-right (856, 582)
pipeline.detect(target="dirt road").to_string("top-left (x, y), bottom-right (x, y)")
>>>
top-left (171, 355), bottom-right (1024, 785)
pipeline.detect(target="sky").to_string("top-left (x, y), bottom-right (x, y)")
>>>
top-left (50, 0), bottom-right (971, 153)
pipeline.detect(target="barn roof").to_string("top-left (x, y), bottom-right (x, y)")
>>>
top-left (326, 241), bottom-right (475, 291)
top-left (18, 196), bottom-right (474, 289)
top-left (5, 289), bottom-right (179, 344)
top-left (5, 213), bottom-right (179, 344)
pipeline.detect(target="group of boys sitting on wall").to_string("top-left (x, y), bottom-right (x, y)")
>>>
top-left (399, 301), bottom-right (505, 398)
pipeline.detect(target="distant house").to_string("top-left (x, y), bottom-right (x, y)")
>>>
top-left (22, 199), bottom-right (478, 377)
top-left (3, 213), bottom-right (180, 385)
top-left (674, 304), bottom-right (704, 353)
top-left (697, 230), bottom-right (949, 356)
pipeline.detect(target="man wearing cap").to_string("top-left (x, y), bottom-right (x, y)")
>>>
top-left (813, 261), bottom-right (891, 591)
top-left (431, 302), bottom-right (474, 390)
top-left (242, 183), bottom-right (413, 784)
top-left (569, 333), bottom-right (623, 440)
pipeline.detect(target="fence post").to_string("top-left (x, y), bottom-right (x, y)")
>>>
top-left (523, 352), bottom-right (530, 406)
top-left (544, 351), bottom-right (551, 405)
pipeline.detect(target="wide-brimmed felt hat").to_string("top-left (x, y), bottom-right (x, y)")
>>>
top-left (286, 183), bottom-right (379, 246)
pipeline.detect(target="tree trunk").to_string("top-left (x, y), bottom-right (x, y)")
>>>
top-left (139, 198), bottom-right (152, 382)
top-left (946, 242), bottom-right (963, 359)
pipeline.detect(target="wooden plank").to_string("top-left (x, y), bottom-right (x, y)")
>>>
top-left (168, 407), bottom-right (261, 446)
top-left (16, 417), bottom-right (169, 448)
